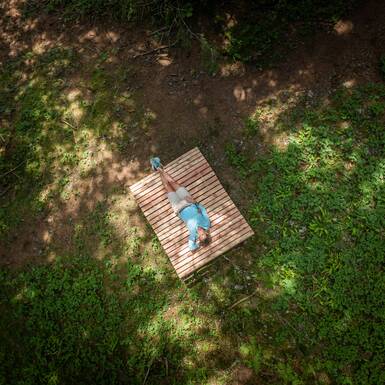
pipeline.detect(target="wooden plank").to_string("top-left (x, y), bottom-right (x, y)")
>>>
top-left (175, 224), bottom-right (253, 275)
top-left (145, 175), bottom-right (220, 223)
top-left (171, 215), bottom-right (248, 263)
top-left (130, 148), bottom-right (199, 193)
top-left (130, 147), bottom-right (254, 279)
top-left (138, 166), bottom-right (216, 210)
top-left (162, 204), bottom-right (239, 252)
top-left (134, 151), bottom-right (205, 200)
top-left (178, 230), bottom-right (253, 278)
top-left (152, 183), bottom-right (225, 233)
top-left (158, 198), bottom-right (235, 244)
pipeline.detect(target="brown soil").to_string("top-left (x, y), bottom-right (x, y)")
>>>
top-left (0, 0), bottom-right (385, 267)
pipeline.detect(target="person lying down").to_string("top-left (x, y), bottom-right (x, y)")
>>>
top-left (151, 157), bottom-right (211, 251)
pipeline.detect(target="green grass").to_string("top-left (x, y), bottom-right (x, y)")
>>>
top-left (0, 47), bottom-right (148, 242)
top-left (1, 41), bottom-right (384, 385)
top-left (0, 256), bottom-right (180, 385)
top-left (226, 84), bottom-right (385, 384)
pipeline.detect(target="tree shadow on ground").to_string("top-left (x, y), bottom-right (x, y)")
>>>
top-left (185, 83), bottom-right (385, 384)
top-left (1, 1), bottom-right (384, 384)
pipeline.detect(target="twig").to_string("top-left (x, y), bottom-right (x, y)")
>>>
top-left (61, 119), bottom-right (77, 130)
top-left (0, 185), bottom-right (12, 198)
top-left (0, 160), bottom-right (26, 179)
top-left (275, 312), bottom-right (313, 343)
top-left (178, 12), bottom-right (201, 41)
top-left (133, 42), bottom-right (176, 59)
top-left (142, 357), bottom-right (154, 385)
top-left (164, 357), bottom-right (168, 376)
top-left (228, 290), bottom-right (258, 310)
top-left (148, 26), bottom-right (168, 36)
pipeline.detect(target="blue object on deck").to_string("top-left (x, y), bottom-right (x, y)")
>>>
top-left (150, 157), bottom-right (162, 171)
top-left (179, 203), bottom-right (211, 251)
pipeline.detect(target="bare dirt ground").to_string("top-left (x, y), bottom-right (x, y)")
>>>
top-left (1, 0), bottom-right (384, 268)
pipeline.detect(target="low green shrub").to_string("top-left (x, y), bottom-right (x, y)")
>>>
top-left (223, 0), bottom-right (359, 63)
top-left (0, 256), bottom-right (180, 385)
top-left (240, 84), bottom-right (385, 384)
top-left (380, 55), bottom-right (385, 80)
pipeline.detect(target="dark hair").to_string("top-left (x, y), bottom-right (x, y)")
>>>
top-left (198, 228), bottom-right (211, 246)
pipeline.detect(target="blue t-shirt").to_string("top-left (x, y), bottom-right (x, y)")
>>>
top-left (178, 203), bottom-right (211, 251)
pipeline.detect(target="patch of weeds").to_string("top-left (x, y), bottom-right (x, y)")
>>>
top-left (200, 35), bottom-right (220, 75)
top-left (222, 0), bottom-right (359, 65)
top-left (0, 47), bottom-right (78, 239)
top-left (276, 362), bottom-right (303, 385)
top-left (380, 55), bottom-right (385, 80)
top-left (242, 83), bottom-right (385, 384)
top-left (0, 255), bottom-right (190, 385)
top-left (225, 142), bottom-right (248, 178)
top-left (239, 337), bottom-right (263, 374)
top-left (124, 227), bottom-right (142, 258)
top-left (244, 111), bottom-right (260, 137)
top-left (151, 234), bottom-right (162, 253)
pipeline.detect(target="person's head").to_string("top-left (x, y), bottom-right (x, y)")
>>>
top-left (197, 227), bottom-right (210, 246)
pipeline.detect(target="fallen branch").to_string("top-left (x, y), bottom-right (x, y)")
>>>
top-left (228, 290), bottom-right (258, 310)
top-left (0, 160), bottom-right (26, 179)
top-left (142, 356), bottom-right (154, 385)
top-left (133, 42), bottom-right (176, 59)
top-left (61, 119), bottom-right (77, 130)
top-left (147, 26), bottom-right (168, 36)
top-left (275, 312), bottom-right (313, 343)
top-left (0, 185), bottom-right (12, 198)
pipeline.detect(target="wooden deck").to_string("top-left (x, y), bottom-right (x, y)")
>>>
top-left (129, 148), bottom-right (254, 279)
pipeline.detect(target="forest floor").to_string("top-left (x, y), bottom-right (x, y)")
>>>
top-left (0, 1), bottom-right (384, 384)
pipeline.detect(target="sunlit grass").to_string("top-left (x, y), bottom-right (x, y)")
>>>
top-left (1, 40), bottom-right (384, 385)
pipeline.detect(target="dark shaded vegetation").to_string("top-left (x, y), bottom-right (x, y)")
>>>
top-left (27, 0), bottom-right (360, 64)
top-left (0, 256), bottom-right (189, 385)
top-left (1, 1), bottom-right (384, 384)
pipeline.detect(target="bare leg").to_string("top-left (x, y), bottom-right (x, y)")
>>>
top-left (159, 170), bottom-right (175, 193)
top-left (160, 170), bottom-right (182, 191)
top-left (160, 170), bottom-right (195, 203)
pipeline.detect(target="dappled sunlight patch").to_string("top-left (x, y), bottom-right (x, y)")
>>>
top-left (233, 84), bottom-right (247, 102)
top-left (254, 283), bottom-right (282, 300)
top-left (342, 79), bottom-right (356, 88)
top-left (271, 132), bottom-right (290, 151)
top-left (78, 29), bottom-right (101, 44)
top-left (245, 86), bottom-right (304, 144)
top-left (219, 61), bottom-right (246, 77)
top-left (205, 370), bottom-right (229, 385)
top-left (5, 0), bottom-right (22, 18)
top-left (208, 280), bottom-right (229, 305)
top-left (334, 20), bottom-right (354, 35)
top-left (105, 30), bottom-right (120, 43)
top-left (157, 55), bottom-right (173, 66)
top-left (31, 35), bottom-right (53, 55)
top-left (22, 17), bottom-right (38, 32)
top-left (65, 100), bottom-right (84, 124)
